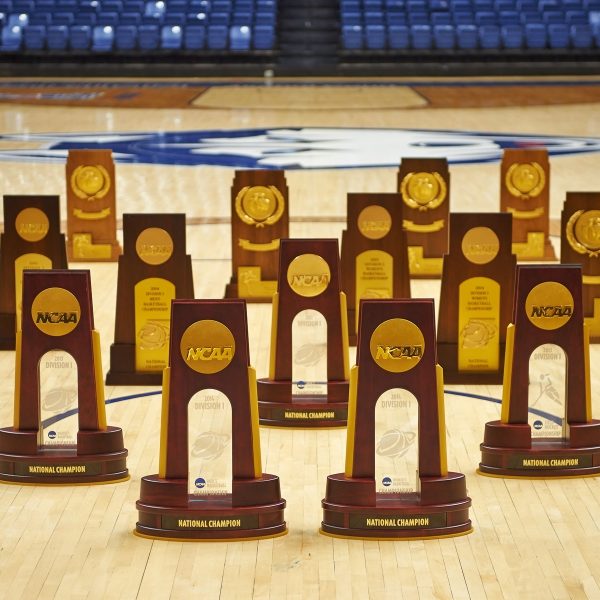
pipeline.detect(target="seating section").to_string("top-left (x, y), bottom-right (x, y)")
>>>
top-left (341, 0), bottom-right (600, 50)
top-left (0, 0), bottom-right (277, 52)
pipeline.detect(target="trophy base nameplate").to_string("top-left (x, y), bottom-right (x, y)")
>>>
top-left (0, 313), bottom-right (16, 350)
top-left (321, 472), bottom-right (471, 539)
top-left (479, 420), bottom-right (600, 477)
top-left (512, 232), bottom-right (556, 261)
top-left (105, 343), bottom-right (163, 386)
top-left (257, 379), bottom-right (349, 427)
top-left (0, 426), bottom-right (128, 484)
top-left (408, 247), bottom-right (443, 279)
top-left (225, 267), bottom-right (277, 303)
top-left (136, 473), bottom-right (287, 540)
top-left (437, 343), bottom-right (505, 385)
top-left (68, 234), bottom-right (122, 262)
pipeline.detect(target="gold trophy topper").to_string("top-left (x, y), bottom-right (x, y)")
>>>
top-left (505, 162), bottom-right (546, 200)
top-left (400, 171), bottom-right (447, 211)
top-left (235, 185), bottom-right (285, 228)
top-left (566, 209), bottom-right (600, 258)
top-left (70, 164), bottom-right (111, 201)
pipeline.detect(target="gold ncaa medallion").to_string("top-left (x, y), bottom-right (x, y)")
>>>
top-left (180, 319), bottom-right (235, 374)
top-left (31, 287), bottom-right (81, 336)
top-left (357, 205), bottom-right (392, 240)
top-left (15, 207), bottom-right (49, 242)
top-left (287, 253), bottom-right (331, 297)
top-left (135, 227), bottom-right (174, 266)
top-left (71, 165), bottom-right (111, 200)
top-left (235, 185), bottom-right (285, 227)
top-left (525, 282), bottom-right (574, 331)
top-left (566, 209), bottom-right (600, 257)
top-left (369, 318), bottom-right (425, 373)
top-left (400, 171), bottom-right (447, 211)
top-left (461, 226), bottom-right (500, 265)
top-left (505, 162), bottom-right (545, 199)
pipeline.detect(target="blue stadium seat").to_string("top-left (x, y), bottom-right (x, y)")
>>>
top-left (47, 23), bottom-right (68, 48)
top-left (161, 24), bottom-right (182, 48)
top-left (164, 13), bottom-right (186, 25)
top-left (456, 22), bottom-right (478, 46)
top-left (479, 23), bottom-right (501, 45)
top-left (145, 0), bottom-right (165, 18)
top-left (232, 11), bottom-right (252, 25)
top-left (183, 23), bottom-right (205, 48)
top-left (70, 24), bottom-right (91, 49)
top-left (341, 11), bottom-right (361, 26)
top-left (124, 0), bottom-right (144, 11)
top-left (210, 11), bottom-right (230, 25)
top-left (388, 23), bottom-right (410, 47)
top-left (501, 22), bottom-right (523, 45)
top-left (24, 24), bottom-right (46, 48)
top-left (138, 23), bottom-right (159, 48)
top-left (565, 10), bottom-right (588, 23)
top-left (53, 12), bottom-right (75, 26)
top-left (1, 23), bottom-right (21, 49)
top-left (365, 11), bottom-right (385, 25)
top-left (365, 23), bottom-right (386, 47)
top-left (524, 21), bottom-right (547, 45)
top-left (521, 11), bottom-right (543, 22)
top-left (103, 0), bottom-right (123, 11)
top-left (499, 10), bottom-right (520, 23)
top-left (570, 22), bottom-right (593, 45)
top-left (387, 12), bottom-right (407, 24)
top-left (433, 23), bottom-right (455, 46)
top-left (409, 11), bottom-right (429, 24)
top-left (92, 24), bottom-right (114, 50)
top-left (342, 23), bottom-right (363, 48)
top-left (255, 11), bottom-right (275, 25)
top-left (207, 23), bottom-right (227, 48)
top-left (74, 14), bottom-right (96, 26)
top-left (30, 13), bottom-right (51, 25)
top-left (547, 22), bottom-right (570, 45)
top-left (229, 24), bottom-right (250, 49)
top-left (8, 13), bottom-right (28, 27)
top-left (120, 13), bottom-right (142, 25)
top-left (495, 0), bottom-right (515, 10)
top-left (454, 11), bottom-right (475, 24)
top-left (410, 23), bottom-right (432, 47)
top-left (115, 24), bottom-right (137, 49)
top-left (543, 10), bottom-right (565, 22)
top-left (475, 10), bottom-right (497, 23)
top-left (253, 23), bottom-right (274, 48)
top-left (432, 12), bottom-right (452, 24)
top-left (98, 12), bottom-right (119, 26)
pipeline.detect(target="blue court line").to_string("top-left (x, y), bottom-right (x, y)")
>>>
top-left (40, 388), bottom-right (562, 428)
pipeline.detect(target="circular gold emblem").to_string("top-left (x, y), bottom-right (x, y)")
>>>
top-left (235, 185), bottom-right (285, 227)
top-left (505, 162), bottom-right (545, 199)
top-left (287, 254), bottom-right (331, 298)
top-left (566, 209), bottom-right (600, 257)
top-left (135, 227), bottom-right (174, 266)
top-left (370, 318), bottom-right (425, 373)
top-left (461, 226), bottom-right (500, 265)
top-left (400, 171), bottom-right (447, 211)
top-left (71, 165), bottom-right (111, 200)
top-left (525, 282), bottom-right (574, 331)
top-left (31, 287), bottom-right (81, 337)
top-left (180, 319), bottom-right (235, 374)
top-left (357, 205), bottom-right (392, 240)
top-left (15, 207), bottom-right (49, 243)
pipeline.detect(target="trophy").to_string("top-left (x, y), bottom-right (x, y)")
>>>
top-left (136, 299), bottom-right (287, 540)
top-left (500, 148), bottom-right (556, 260)
top-left (561, 192), bottom-right (600, 342)
top-left (257, 239), bottom-right (350, 427)
top-left (105, 214), bottom-right (194, 386)
top-left (397, 158), bottom-right (450, 278)
top-left (0, 270), bottom-right (128, 483)
top-left (321, 299), bottom-right (472, 539)
top-left (340, 193), bottom-right (411, 345)
top-left (66, 149), bottom-right (122, 261)
top-left (479, 265), bottom-right (600, 477)
top-left (0, 195), bottom-right (68, 350)
top-left (225, 169), bottom-right (289, 302)
top-left (437, 213), bottom-right (516, 384)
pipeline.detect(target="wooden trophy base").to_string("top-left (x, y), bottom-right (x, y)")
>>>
top-left (479, 420), bottom-right (600, 477)
top-left (136, 474), bottom-right (287, 540)
top-left (512, 232), bottom-right (556, 262)
top-left (257, 379), bottom-right (349, 427)
top-left (224, 280), bottom-right (274, 304)
top-left (67, 236), bottom-right (122, 262)
top-left (105, 343), bottom-right (163, 386)
top-left (0, 426), bottom-right (128, 484)
top-left (407, 247), bottom-right (443, 280)
top-left (321, 472), bottom-right (472, 539)
top-left (437, 343), bottom-right (505, 385)
top-left (0, 313), bottom-right (15, 350)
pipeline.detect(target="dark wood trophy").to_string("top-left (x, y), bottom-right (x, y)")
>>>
top-left (479, 264), bottom-right (600, 477)
top-left (500, 148), bottom-right (556, 260)
top-left (257, 239), bottom-right (350, 427)
top-left (561, 192), bottom-right (600, 343)
top-left (340, 193), bottom-right (411, 346)
top-left (0, 195), bottom-right (68, 350)
top-left (397, 158), bottom-right (450, 278)
top-left (321, 299), bottom-right (472, 539)
top-left (437, 213), bottom-right (516, 384)
top-left (105, 214), bottom-right (194, 386)
top-left (136, 299), bottom-right (287, 540)
top-left (225, 169), bottom-right (289, 302)
top-left (0, 270), bottom-right (128, 483)
top-left (66, 149), bottom-right (122, 261)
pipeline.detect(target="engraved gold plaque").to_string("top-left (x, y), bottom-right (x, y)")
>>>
top-left (461, 227), bottom-right (500, 265)
top-left (525, 282), bottom-right (574, 331)
top-left (135, 227), bottom-right (174, 266)
top-left (566, 209), bottom-right (600, 258)
top-left (15, 208), bottom-right (49, 243)
top-left (287, 253), bottom-right (331, 298)
top-left (235, 185), bottom-right (285, 227)
top-left (400, 172), bottom-right (447, 211)
top-left (357, 205), bottom-right (392, 240)
top-left (180, 319), bottom-right (235, 375)
top-left (31, 287), bottom-right (81, 337)
top-left (369, 318), bottom-right (425, 373)
top-left (70, 164), bottom-right (111, 200)
top-left (505, 162), bottom-right (545, 199)
top-left (355, 250), bottom-right (393, 330)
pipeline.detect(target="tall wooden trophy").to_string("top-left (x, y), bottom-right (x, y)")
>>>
top-left (0, 195), bottom-right (68, 350)
top-left (136, 299), bottom-right (287, 540)
top-left (500, 148), bottom-right (556, 260)
top-left (397, 158), bottom-right (450, 278)
top-left (66, 149), bottom-right (122, 261)
top-left (225, 170), bottom-right (288, 302)
top-left (561, 192), bottom-right (600, 342)
top-left (437, 213), bottom-right (516, 384)
top-left (479, 265), bottom-right (600, 477)
top-left (106, 214), bottom-right (194, 386)
top-left (0, 270), bottom-right (128, 483)
top-left (321, 299), bottom-right (472, 539)
top-left (257, 239), bottom-right (350, 427)
top-left (340, 193), bottom-right (411, 345)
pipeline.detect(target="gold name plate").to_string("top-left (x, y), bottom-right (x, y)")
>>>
top-left (238, 267), bottom-right (277, 298)
top-left (348, 513), bottom-right (446, 529)
top-left (508, 455), bottom-right (592, 469)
